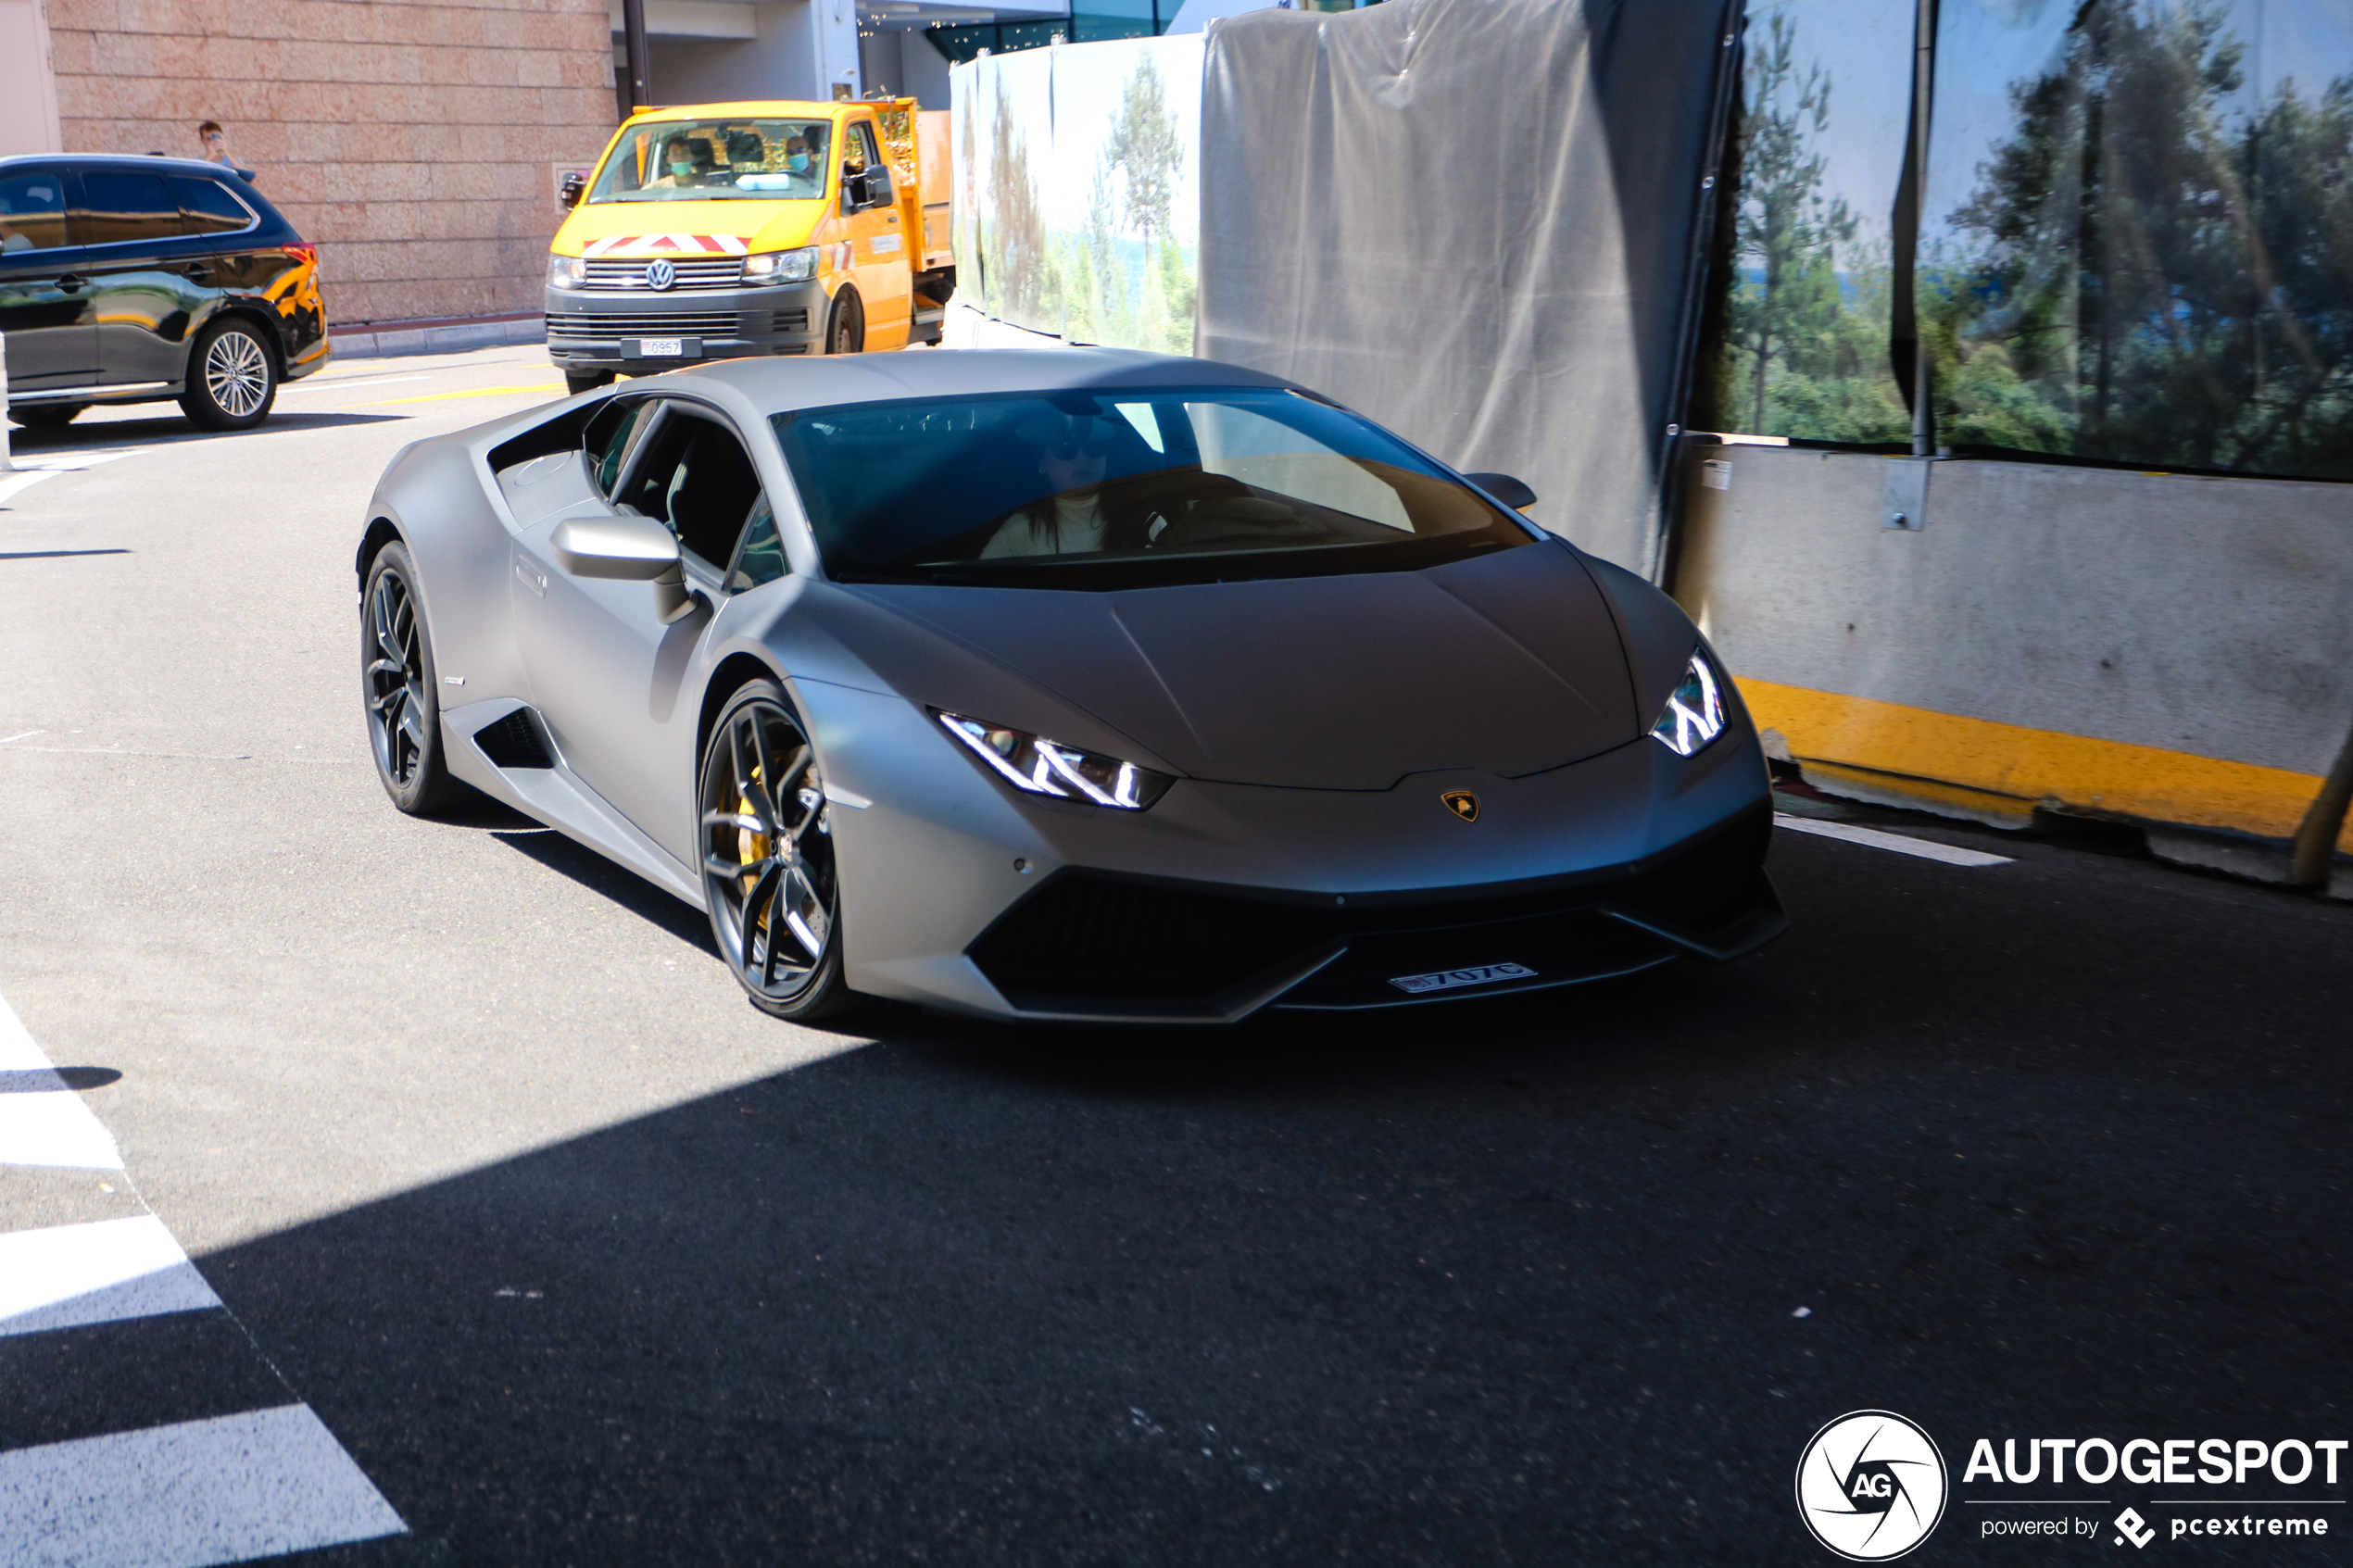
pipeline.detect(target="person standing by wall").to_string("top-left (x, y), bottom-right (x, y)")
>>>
top-left (195, 119), bottom-right (256, 182)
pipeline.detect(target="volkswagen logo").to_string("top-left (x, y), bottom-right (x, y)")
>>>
top-left (645, 258), bottom-right (676, 291)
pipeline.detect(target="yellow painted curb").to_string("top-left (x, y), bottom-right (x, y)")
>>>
top-left (1738, 677), bottom-right (2351, 853)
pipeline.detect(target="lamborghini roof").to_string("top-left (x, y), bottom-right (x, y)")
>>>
top-left (671, 347), bottom-right (1302, 417)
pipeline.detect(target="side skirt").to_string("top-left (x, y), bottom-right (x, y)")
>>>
top-left (440, 696), bottom-right (705, 911)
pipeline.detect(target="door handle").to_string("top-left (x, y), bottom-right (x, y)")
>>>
top-left (57, 274), bottom-right (85, 294)
top-left (180, 264), bottom-right (211, 280)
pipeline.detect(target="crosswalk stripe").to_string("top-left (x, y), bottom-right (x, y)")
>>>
top-left (0, 986), bottom-right (406, 1563)
top-left (0, 1218), bottom-right (223, 1338)
top-left (0, 993), bottom-right (120, 1170)
top-left (0, 1406), bottom-right (406, 1568)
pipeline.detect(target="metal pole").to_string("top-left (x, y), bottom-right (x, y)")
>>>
top-left (1909, 0), bottom-right (1937, 457)
top-left (622, 0), bottom-right (651, 113)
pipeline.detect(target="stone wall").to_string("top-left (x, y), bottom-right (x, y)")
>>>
top-left (45, 0), bottom-right (620, 325)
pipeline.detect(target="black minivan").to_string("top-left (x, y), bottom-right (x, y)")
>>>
top-left (0, 154), bottom-right (329, 432)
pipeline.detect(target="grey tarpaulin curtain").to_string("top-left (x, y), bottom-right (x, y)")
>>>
top-left (1196, 0), bottom-right (1742, 575)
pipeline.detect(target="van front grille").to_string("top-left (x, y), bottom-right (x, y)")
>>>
top-left (581, 257), bottom-right (744, 290)
top-left (546, 310), bottom-right (746, 342)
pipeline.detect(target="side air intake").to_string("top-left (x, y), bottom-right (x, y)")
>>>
top-left (472, 708), bottom-right (554, 770)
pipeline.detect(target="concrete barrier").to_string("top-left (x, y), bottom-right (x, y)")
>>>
top-left (1671, 442), bottom-right (2353, 892)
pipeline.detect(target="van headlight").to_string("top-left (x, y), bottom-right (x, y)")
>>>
top-left (547, 254), bottom-right (585, 289)
top-left (744, 247), bottom-right (818, 283)
top-left (934, 710), bottom-right (1174, 809)
top-left (1648, 649), bottom-right (1729, 757)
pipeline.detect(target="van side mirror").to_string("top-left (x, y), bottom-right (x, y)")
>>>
top-left (1465, 471), bottom-right (1538, 511)
top-left (840, 169), bottom-right (868, 213)
top-left (560, 171), bottom-right (585, 208)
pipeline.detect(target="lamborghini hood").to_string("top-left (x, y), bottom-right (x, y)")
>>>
top-left (852, 545), bottom-right (1642, 791)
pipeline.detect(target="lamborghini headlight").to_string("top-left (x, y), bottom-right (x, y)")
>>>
top-left (1648, 649), bottom-right (1728, 758)
top-left (934, 710), bottom-right (1174, 809)
top-left (743, 246), bottom-right (818, 283)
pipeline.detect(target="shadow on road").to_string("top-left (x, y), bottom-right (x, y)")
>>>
top-left (195, 835), bottom-right (2352, 1565)
top-left (6, 410), bottom-right (410, 454)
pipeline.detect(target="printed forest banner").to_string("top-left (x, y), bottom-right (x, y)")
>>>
top-left (1703, 0), bottom-right (2353, 482)
top-left (950, 33), bottom-right (1206, 353)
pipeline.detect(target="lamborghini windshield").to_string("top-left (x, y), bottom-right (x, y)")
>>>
top-left (773, 389), bottom-right (1534, 589)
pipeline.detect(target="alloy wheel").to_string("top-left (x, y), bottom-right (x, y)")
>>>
top-left (700, 699), bottom-right (837, 1002)
top-left (365, 569), bottom-right (427, 787)
top-left (205, 330), bottom-right (271, 419)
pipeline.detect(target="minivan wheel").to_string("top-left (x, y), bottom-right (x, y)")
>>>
top-left (825, 288), bottom-right (865, 355)
top-left (8, 405), bottom-right (83, 429)
top-left (181, 319), bottom-right (279, 431)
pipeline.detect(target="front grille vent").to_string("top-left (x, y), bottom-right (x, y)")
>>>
top-left (546, 310), bottom-right (744, 342)
top-left (582, 257), bottom-right (743, 290)
top-left (473, 709), bottom-right (554, 770)
top-left (772, 307), bottom-right (810, 334)
top-left (968, 805), bottom-right (1773, 1004)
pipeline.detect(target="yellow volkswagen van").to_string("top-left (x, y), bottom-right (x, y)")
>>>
top-left (546, 99), bottom-right (951, 396)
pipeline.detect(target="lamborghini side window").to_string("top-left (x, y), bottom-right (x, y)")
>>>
top-left (729, 498), bottom-right (788, 591)
top-left (586, 397), bottom-right (655, 497)
top-left (613, 405), bottom-right (767, 577)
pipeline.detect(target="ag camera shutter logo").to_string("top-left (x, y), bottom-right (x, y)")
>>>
top-left (1796, 1411), bottom-right (1949, 1561)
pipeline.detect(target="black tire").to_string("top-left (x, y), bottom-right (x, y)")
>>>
top-left (8, 404), bottom-right (83, 429)
top-left (698, 681), bottom-right (859, 1022)
top-left (179, 318), bottom-right (279, 431)
top-left (361, 541), bottom-right (458, 815)
top-left (825, 288), bottom-right (865, 355)
top-left (565, 367), bottom-right (615, 397)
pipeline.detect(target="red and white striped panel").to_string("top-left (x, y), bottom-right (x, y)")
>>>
top-left (578, 234), bottom-right (752, 259)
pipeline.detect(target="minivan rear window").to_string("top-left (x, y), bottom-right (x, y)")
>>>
top-left (76, 170), bottom-right (181, 246)
top-left (170, 175), bottom-right (257, 235)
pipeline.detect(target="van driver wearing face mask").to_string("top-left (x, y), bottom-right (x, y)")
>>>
top-left (782, 136), bottom-right (820, 194)
top-left (647, 136), bottom-right (702, 189)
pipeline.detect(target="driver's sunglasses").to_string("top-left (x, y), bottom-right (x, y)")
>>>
top-left (1048, 443), bottom-right (1106, 461)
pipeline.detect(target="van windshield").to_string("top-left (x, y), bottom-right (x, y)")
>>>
top-left (586, 119), bottom-right (832, 203)
top-left (773, 389), bottom-right (1535, 591)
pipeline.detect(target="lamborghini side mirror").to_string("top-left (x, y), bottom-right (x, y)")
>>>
top-left (551, 512), bottom-right (679, 580)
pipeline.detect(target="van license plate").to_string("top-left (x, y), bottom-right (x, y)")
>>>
top-left (635, 337), bottom-right (685, 358)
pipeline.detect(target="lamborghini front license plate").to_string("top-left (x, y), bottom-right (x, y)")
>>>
top-left (1387, 961), bottom-right (1538, 995)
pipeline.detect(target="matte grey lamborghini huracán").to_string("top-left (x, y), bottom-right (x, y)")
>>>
top-left (356, 350), bottom-right (1785, 1023)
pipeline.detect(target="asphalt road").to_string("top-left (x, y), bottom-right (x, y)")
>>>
top-left (1, 349), bottom-right (2347, 1567)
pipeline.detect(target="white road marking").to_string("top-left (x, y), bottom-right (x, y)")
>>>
top-left (0, 731), bottom-right (44, 746)
top-left (283, 374), bottom-right (428, 393)
top-left (0, 1217), bottom-right (222, 1336)
top-left (7, 452), bottom-right (136, 472)
top-left (0, 470), bottom-right (62, 506)
top-left (0, 991), bottom-right (121, 1170)
top-left (0, 1406), bottom-right (407, 1567)
top-left (1774, 812), bottom-right (2015, 867)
